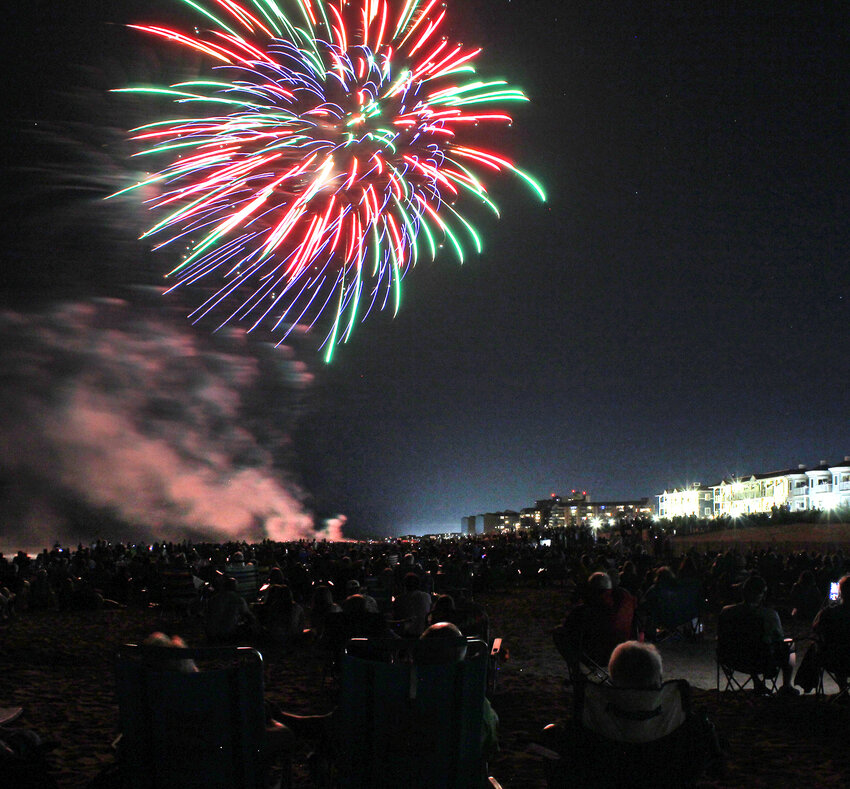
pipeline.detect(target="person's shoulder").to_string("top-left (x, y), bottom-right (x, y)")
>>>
top-left (614, 587), bottom-right (637, 605)
top-left (815, 604), bottom-right (842, 624)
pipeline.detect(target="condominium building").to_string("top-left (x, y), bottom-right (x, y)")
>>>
top-left (462, 512), bottom-right (506, 535)
top-left (462, 493), bottom-right (652, 535)
top-left (710, 473), bottom-right (793, 518)
top-left (657, 485), bottom-right (714, 519)
top-left (657, 457), bottom-right (850, 519)
top-left (551, 497), bottom-right (653, 528)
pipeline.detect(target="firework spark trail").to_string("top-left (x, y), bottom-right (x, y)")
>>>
top-left (113, 0), bottom-right (545, 360)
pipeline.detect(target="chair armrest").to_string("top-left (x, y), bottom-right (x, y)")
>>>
top-left (526, 742), bottom-right (561, 761)
top-left (488, 776), bottom-right (505, 789)
top-left (0, 707), bottom-right (23, 726)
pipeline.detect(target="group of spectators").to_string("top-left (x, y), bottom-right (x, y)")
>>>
top-left (549, 546), bottom-right (850, 698)
top-left (2, 531), bottom-right (849, 788)
top-left (1, 532), bottom-right (848, 691)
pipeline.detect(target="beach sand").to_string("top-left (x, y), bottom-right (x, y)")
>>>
top-left (1, 586), bottom-right (848, 787)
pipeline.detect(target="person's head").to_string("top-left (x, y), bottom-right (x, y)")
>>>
top-left (267, 584), bottom-right (293, 606)
top-left (839, 575), bottom-right (850, 603)
top-left (797, 570), bottom-right (815, 587)
top-left (677, 556), bottom-right (697, 576)
top-left (419, 621), bottom-right (466, 662)
top-left (404, 572), bottom-right (421, 592)
top-left (654, 566), bottom-right (675, 586)
top-left (224, 575), bottom-right (238, 593)
top-left (268, 566), bottom-right (285, 585)
top-left (345, 579), bottom-right (361, 596)
top-left (341, 593), bottom-right (367, 615)
top-left (608, 641), bottom-right (663, 689)
top-left (143, 632), bottom-right (196, 673)
top-left (742, 574), bottom-right (767, 605)
top-left (587, 571), bottom-right (613, 592)
top-left (312, 584), bottom-right (334, 609)
top-left (431, 594), bottom-right (456, 618)
top-left (144, 631), bottom-right (173, 649)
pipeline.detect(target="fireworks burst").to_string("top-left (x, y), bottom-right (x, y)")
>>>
top-left (113, 0), bottom-right (545, 360)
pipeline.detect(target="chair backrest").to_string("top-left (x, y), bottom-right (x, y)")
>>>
top-left (817, 605), bottom-right (850, 669)
top-left (561, 679), bottom-right (715, 789)
top-left (717, 604), bottom-right (776, 672)
top-left (580, 680), bottom-right (689, 744)
top-left (364, 576), bottom-right (392, 612)
top-left (158, 568), bottom-right (198, 607)
top-left (115, 645), bottom-right (266, 789)
top-left (336, 638), bottom-right (488, 789)
top-left (226, 564), bottom-right (260, 601)
top-left (653, 580), bottom-right (702, 630)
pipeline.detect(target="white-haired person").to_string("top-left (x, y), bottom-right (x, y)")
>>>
top-left (607, 640), bottom-right (663, 689)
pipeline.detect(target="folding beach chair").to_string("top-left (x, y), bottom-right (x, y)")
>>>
top-left (716, 609), bottom-right (782, 695)
top-left (334, 637), bottom-right (499, 789)
top-left (226, 564), bottom-right (261, 601)
top-left (814, 640), bottom-right (850, 703)
top-left (551, 625), bottom-right (611, 699)
top-left (115, 644), bottom-right (271, 789)
top-left (157, 567), bottom-right (199, 619)
top-left (541, 680), bottom-right (719, 789)
top-left (649, 580), bottom-right (704, 642)
top-left (318, 609), bottom-right (388, 688)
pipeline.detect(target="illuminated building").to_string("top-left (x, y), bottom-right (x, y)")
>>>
top-left (461, 493), bottom-right (652, 535)
top-left (657, 485), bottom-right (713, 519)
top-left (657, 457), bottom-right (850, 519)
top-left (551, 495), bottom-right (652, 528)
top-left (711, 472), bottom-right (792, 517)
top-left (461, 513), bottom-right (504, 535)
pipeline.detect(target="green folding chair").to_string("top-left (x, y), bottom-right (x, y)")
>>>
top-left (335, 637), bottom-right (498, 789)
top-left (115, 644), bottom-right (269, 789)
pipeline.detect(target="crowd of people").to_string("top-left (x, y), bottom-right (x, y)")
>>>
top-left (1, 529), bottom-right (849, 784)
top-left (1, 531), bottom-right (847, 691)
top-left (0, 529), bottom-right (847, 607)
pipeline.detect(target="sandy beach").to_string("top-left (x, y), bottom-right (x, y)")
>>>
top-left (1, 584), bottom-right (848, 787)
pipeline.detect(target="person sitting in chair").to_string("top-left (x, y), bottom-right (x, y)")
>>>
top-left (790, 570), bottom-right (823, 623)
top-left (204, 575), bottom-right (258, 643)
top-left (796, 574), bottom-right (850, 696)
top-left (552, 571), bottom-right (636, 674)
top-left (718, 574), bottom-right (798, 695)
top-left (420, 622), bottom-right (499, 759)
top-left (813, 575), bottom-right (850, 685)
top-left (542, 640), bottom-right (724, 787)
top-left (394, 572), bottom-right (432, 636)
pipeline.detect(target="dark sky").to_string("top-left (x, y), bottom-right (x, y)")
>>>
top-left (3, 1), bottom-right (849, 540)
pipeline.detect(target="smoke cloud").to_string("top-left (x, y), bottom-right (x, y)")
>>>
top-left (0, 297), bottom-right (344, 550)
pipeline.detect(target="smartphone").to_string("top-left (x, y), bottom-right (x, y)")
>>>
top-left (829, 581), bottom-right (840, 602)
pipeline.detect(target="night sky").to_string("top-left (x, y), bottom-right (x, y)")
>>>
top-left (2, 1), bottom-right (849, 544)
